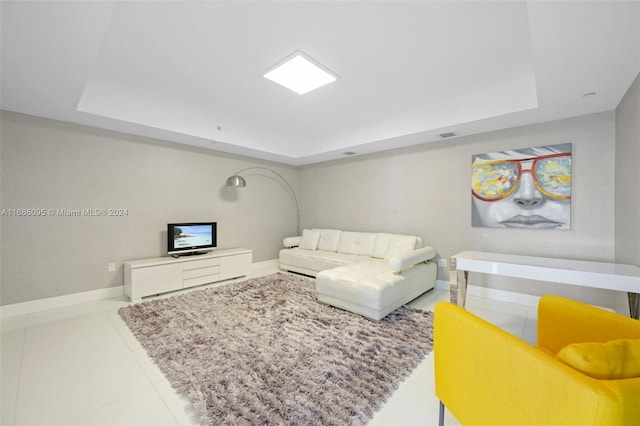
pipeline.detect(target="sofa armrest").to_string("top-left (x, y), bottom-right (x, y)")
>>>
top-left (388, 246), bottom-right (436, 273)
top-left (283, 236), bottom-right (302, 248)
top-left (434, 301), bottom-right (640, 425)
top-left (537, 295), bottom-right (640, 354)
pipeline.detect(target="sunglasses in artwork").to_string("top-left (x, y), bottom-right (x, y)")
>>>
top-left (472, 152), bottom-right (571, 202)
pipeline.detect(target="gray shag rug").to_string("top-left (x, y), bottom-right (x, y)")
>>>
top-left (119, 273), bottom-right (434, 426)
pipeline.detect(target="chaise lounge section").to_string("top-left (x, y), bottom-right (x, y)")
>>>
top-left (279, 229), bottom-right (437, 320)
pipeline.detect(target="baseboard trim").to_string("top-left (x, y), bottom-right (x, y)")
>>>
top-left (1, 286), bottom-right (125, 319)
top-left (434, 279), bottom-right (540, 307)
top-left (1, 260), bottom-right (283, 318)
top-left (434, 279), bottom-right (450, 291)
top-left (251, 259), bottom-right (280, 274)
top-left (2, 268), bottom-right (540, 319)
top-left (466, 285), bottom-right (540, 307)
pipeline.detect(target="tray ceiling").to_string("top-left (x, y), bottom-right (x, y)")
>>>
top-left (1, 1), bottom-right (638, 165)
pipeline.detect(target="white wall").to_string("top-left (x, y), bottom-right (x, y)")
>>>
top-left (300, 112), bottom-right (626, 311)
top-left (615, 72), bottom-right (640, 267)
top-left (0, 111), bottom-right (299, 305)
top-left (2, 99), bottom-right (635, 312)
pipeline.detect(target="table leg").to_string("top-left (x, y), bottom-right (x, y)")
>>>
top-left (458, 271), bottom-right (469, 309)
top-left (628, 292), bottom-right (639, 319)
top-left (449, 258), bottom-right (468, 309)
top-left (449, 258), bottom-right (458, 305)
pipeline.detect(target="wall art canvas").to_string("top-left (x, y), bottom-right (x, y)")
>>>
top-left (471, 143), bottom-right (572, 229)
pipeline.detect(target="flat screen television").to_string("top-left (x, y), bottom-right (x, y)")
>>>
top-left (167, 222), bottom-right (217, 257)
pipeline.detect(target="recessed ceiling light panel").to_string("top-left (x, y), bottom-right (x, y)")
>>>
top-left (264, 51), bottom-right (337, 95)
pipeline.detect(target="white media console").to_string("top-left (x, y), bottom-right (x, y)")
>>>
top-left (124, 248), bottom-right (253, 302)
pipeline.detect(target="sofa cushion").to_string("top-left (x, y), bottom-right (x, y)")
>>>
top-left (556, 339), bottom-right (640, 380)
top-left (280, 247), bottom-right (368, 273)
top-left (372, 233), bottom-right (393, 258)
top-left (337, 232), bottom-right (377, 256)
top-left (384, 235), bottom-right (418, 259)
top-left (299, 229), bottom-right (321, 250)
top-left (279, 248), bottom-right (317, 271)
top-left (314, 229), bottom-right (342, 252)
top-left (373, 233), bottom-right (420, 258)
top-left (313, 251), bottom-right (370, 271)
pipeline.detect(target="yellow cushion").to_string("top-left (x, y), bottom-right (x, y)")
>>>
top-left (556, 339), bottom-right (640, 379)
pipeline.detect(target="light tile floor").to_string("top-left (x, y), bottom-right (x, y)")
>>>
top-left (1, 270), bottom-right (537, 426)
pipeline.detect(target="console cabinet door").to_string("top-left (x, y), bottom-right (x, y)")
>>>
top-left (131, 263), bottom-right (182, 299)
top-left (219, 253), bottom-right (252, 280)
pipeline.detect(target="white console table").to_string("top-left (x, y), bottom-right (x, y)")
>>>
top-left (450, 251), bottom-right (640, 319)
top-left (124, 248), bottom-right (252, 302)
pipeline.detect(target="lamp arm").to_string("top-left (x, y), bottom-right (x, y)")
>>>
top-left (230, 167), bottom-right (301, 235)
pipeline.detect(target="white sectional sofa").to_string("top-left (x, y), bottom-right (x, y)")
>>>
top-left (279, 229), bottom-right (437, 320)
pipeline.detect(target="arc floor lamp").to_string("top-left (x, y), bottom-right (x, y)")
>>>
top-left (225, 167), bottom-right (301, 235)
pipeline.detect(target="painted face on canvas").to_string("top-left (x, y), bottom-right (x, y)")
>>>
top-left (471, 144), bottom-right (572, 229)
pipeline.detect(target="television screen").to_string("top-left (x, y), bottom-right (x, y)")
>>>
top-left (168, 222), bottom-right (216, 256)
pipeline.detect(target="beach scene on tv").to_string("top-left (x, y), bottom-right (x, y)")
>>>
top-left (173, 225), bottom-right (212, 248)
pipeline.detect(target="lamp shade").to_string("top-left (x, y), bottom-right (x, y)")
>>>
top-left (225, 175), bottom-right (246, 187)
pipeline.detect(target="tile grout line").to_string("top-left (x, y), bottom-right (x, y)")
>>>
top-left (105, 300), bottom-right (185, 426)
top-left (20, 310), bottom-right (116, 359)
top-left (62, 384), bottom-right (162, 426)
top-left (9, 324), bottom-right (28, 425)
top-left (150, 380), bottom-right (189, 426)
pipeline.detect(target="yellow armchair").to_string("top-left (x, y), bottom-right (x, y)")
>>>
top-left (434, 295), bottom-right (640, 425)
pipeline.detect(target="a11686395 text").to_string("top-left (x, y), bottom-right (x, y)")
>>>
top-left (1, 208), bottom-right (129, 217)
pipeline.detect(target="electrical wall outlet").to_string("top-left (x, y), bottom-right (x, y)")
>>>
top-left (108, 262), bottom-right (116, 272)
top-left (438, 258), bottom-right (448, 268)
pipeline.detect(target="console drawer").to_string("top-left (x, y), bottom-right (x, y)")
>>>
top-left (183, 274), bottom-right (220, 288)
top-left (183, 265), bottom-right (220, 280)
top-left (183, 257), bottom-right (220, 270)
